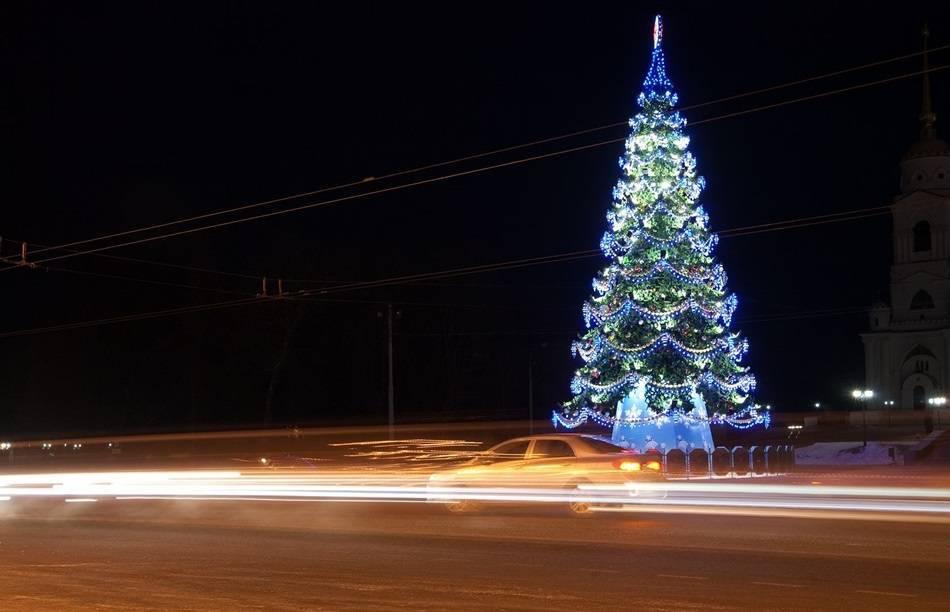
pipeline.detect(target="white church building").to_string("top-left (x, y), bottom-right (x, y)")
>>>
top-left (860, 35), bottom-right (950, 410)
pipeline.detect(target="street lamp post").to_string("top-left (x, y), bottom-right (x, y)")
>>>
top-left (927, 396), bottom-right (946, 432)
top-left (851, 389), bottom-right (874, 448)
top-left (378, 304), bottom-right (402, 439)
top-left (882, 399), bottom-right (895, 426)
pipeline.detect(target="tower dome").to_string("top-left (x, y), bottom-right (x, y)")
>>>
top-left (901, 26), bottom-right (950, 193)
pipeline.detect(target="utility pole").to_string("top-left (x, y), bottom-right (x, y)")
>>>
top-left (528, 355), bottom-right (534, 435)
top-left (528, 341), bottom-right (548, 435)
top-left (387, 303), bottom-right (395, 440)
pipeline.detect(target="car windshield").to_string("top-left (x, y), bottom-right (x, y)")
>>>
top-left (530, 439), bottom-right (575, 458)
top-left (581, 437), bottom-right (630, 454)
top-left (472, 440), bottom-right (530, 464)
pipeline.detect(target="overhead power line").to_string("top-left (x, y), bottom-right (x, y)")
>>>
top-left (42, 265), bottom-right (253, 297)
top-left (10, 57), bottom-right (946, 270)
top-left (0, 204), bottom-right (891, 339)
top-left (14, 201), bottom-right (891, 301)
top-left (285, 205), bottom-right (894, 296)
top-left (0, 297), bottom-right (870, 340)
top-left (0, 297), bottom-right (267, 340)
top-left (682, 42), bottom-right (950, 112)
top-left (5, 138), bottom-right (620, 270)
top-left (395, 305), bottom-right (871, 336)
top-left (1, 43), bottom-right (935, 334)
top-left (740, 305), bottom-right (868, 324)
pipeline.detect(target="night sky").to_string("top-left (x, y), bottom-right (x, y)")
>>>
top-left (1, 2), bottom-right (948, 437)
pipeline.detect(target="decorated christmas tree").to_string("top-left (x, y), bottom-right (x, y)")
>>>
top-left (553, 15), bottom-right (767, 452)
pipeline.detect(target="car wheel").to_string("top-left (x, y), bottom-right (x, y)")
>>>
top-left (440, 485), bottom-right (477, 514)
top-left (566, 480), bottom-right (594, 517)
top-left (444, 499), bottom-right (477, 513)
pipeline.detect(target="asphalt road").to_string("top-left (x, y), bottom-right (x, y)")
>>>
top-left (1, 498), bottom-right (949, 611)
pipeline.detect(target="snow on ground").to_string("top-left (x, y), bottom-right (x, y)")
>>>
top-left (795, 442), bottom-right (896, 465)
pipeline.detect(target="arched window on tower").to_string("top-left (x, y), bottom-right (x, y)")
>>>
top-left (913, 221), bottom-right (932, 252)
top-left (911, 290), bottom-right (935, 310)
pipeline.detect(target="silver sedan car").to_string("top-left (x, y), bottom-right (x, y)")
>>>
top-left (428, 434), bottom-right (665, 514)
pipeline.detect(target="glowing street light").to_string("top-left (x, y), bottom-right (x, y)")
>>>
top-left (928, 396), bottom-right (947, 406)
top-left (851, 389), bottom-right (874, 448)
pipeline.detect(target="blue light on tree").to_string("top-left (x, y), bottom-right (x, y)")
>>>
top-left (554, 15), bottom-right (768, 452)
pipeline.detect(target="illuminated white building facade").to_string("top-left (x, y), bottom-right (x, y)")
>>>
top-left (861, 39), bottom-right (950, 409)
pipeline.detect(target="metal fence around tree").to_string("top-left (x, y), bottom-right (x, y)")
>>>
top-left (659, 445), bottom-right (795, 478)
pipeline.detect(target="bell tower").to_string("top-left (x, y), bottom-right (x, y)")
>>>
top-left (862, 26), bottom-right (950, 410)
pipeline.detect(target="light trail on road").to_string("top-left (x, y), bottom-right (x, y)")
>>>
top-left (1, 469), bottom-right (949, 521)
